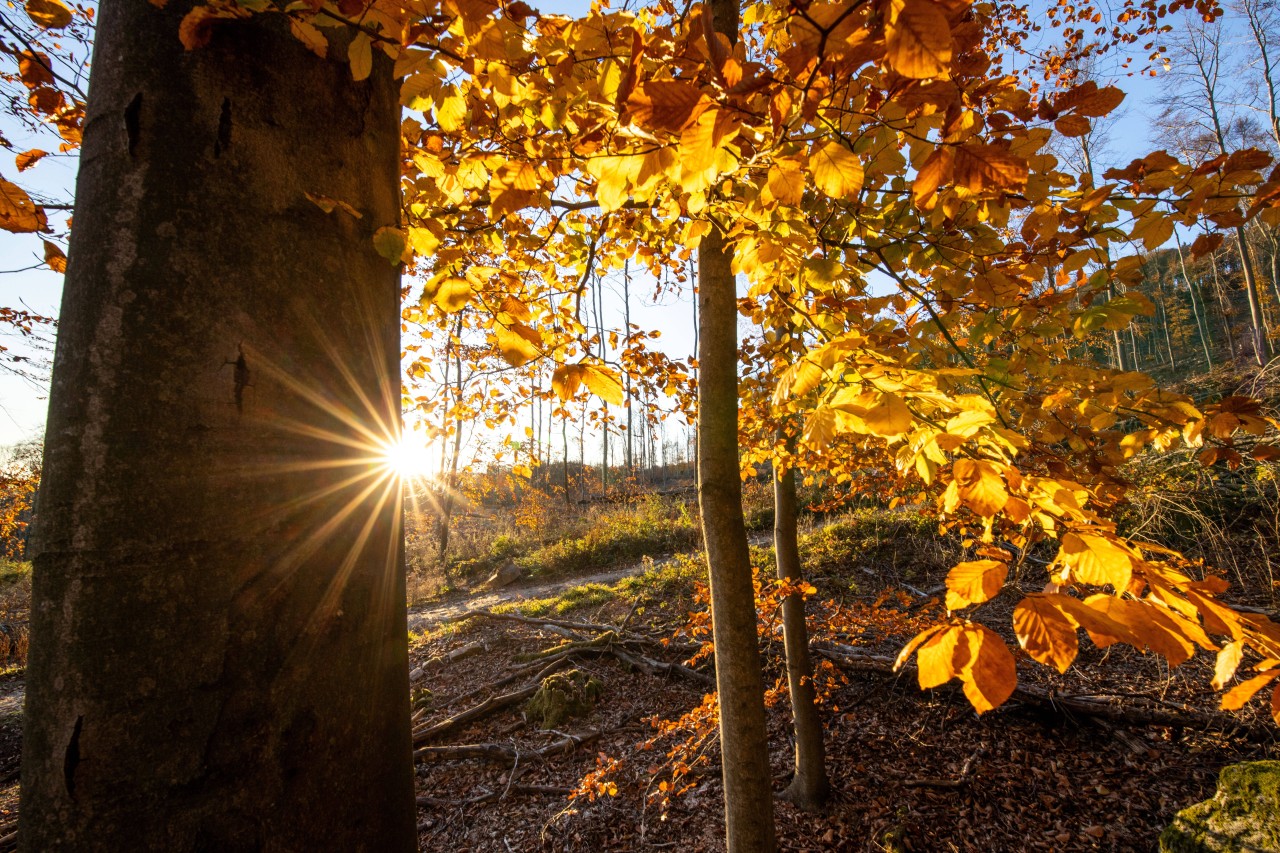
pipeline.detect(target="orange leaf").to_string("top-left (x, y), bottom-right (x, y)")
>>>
top-left (916, 624), bottom-right (966, 689)
top-left (912, 147), bottom-right (953, 205)
top-left (1220, 669), bottom-right (1280, 711)
top-left (885, 0), bottom-right (952, 79)
top-left (894, 624), bottom-right (947, 672)
top-left (952, 458), bottom-right (1007, 517)
top-left (42, 239), bottom-right (66, 273)
top-left (953, 143), bottom-right (1028, 193)
top-left (0, 177), bottom-right (47, 234)
top-left (25, 0), bottom-right (73, 29)
top-left (15, 149), bottom-right (47, 172)
top-left (958, 624), bottom-right (1017, 713)
top-left (1013, 595), bottom-right (1079, 673)
top-left (552, 364), bottom-right (584, 401)
top-left (628, 81), bottom-right (712, 133)
top-left (945, 560), bottom-right (1008, 610)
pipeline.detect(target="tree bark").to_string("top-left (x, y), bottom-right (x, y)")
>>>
top-left (698, 224), bottom-right (777, 852)
top-left (20, 4), bottom-right (416, 850)
top-left (772, 451), bottom-right (829, 810)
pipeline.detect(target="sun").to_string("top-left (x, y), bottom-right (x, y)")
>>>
top-left (378, 436), bottom-right (435, 480)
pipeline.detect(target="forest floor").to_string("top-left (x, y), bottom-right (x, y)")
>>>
top-left (0, 516), bottom-right (1275, 851)
top-left (404, 521), bottom-right (1280, 853)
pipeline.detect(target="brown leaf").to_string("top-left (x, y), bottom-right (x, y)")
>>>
top-left (953, 143), bottom-right (1027, 192)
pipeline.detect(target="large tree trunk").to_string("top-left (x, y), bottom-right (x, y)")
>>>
top-left (772, 451), bottom-right (829, 810)
top-left (20, 4), bottom-right (416, 850)
top-left (697, 223), bottom-right (777, 853)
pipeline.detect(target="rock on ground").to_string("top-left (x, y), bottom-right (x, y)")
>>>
top-left (1160, 760), bottom-right (1280, 853)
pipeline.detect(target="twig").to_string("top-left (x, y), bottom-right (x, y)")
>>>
top-left (413, 729), bottom-right (602, 765)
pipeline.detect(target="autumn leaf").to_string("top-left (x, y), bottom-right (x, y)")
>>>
top-left (348, 32), bottom-right (373, 82)
top-left (494, 322), bottom-right (541, 367)
top-left (42, 239), bottom-right (66, 273)
top-left (627, 81), bottom-right (712, 132)
top-left (1054, 114), bottom-right (1090, 137)
top-left (861, 391), bottom-right (912, 437)
top-left (945, 559), bottom-right (1008, 610)
top-left (1013, 595), bottom-right (1079, 673)
top-left (289, 19), bottom-right (328, 58)
top-left (304, 191), bottom-right (362, 218)
top-left (372, 226), bottom-right (408, 264)
top-left (952, 458), bottom-right (1007, 517)
top-left (953, 143), bottom-right (1028, 193)
top-left (1220, 669), bottom-right (1280, 711)
top-left (913, 147), bottom-right (953, 205)
top-left (552, 364), bottom-right (584, 401)
top-left (810, 141), bottom-right (865, 199)
top-left (916, 624), bottom-right (967, 689)
top-left (885, 0), bottom-right (952, 79)
top-left (1213, 640), bottom-right (1244, 690)
top-left (1058, 533), bottom-right (1134, 590)
top-left (0, 177), bottom-right (48, 233)
top-left (582, 364), bottom-right (625, 405)
top-left (25, 0), bottom-right (73, 29)
top-left (958, 624), bottom-right (1017, 713)
top-left (15, 150), bottom-right (48, 172)
top-left (433, 276), bottom-right (472, 313)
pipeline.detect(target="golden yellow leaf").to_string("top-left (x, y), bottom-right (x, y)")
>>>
top-left (582, 364), bottom-right (624, 405)
top-left (885, 0), bottom-right (952, 79)
top-left (1084, 595), bottom-right (1197, 665)
top-left (803, 406), bottom-right (837, 449)
top-left (916, 624), bottom-right (966, 689)
top-left (552, 364), bottom-right (584, 401)
top-left (500, 295), bottom-right (532, 323)
top-left (810, 141), bottom-right (865, 199)
top-left (945, 559), bottom-right (1008, 610)
top-left (289, 19), bottom-right (328, 59)
top-left (1013, 595), bottom-right (1079, 673)
top-left (1213, 640), bottom-right (1244, 690)
top-left (25, 0), bottom-right (73, 29)
top-left (862, 391), bottom-right (912, 437)
top-left (765, 158), bottom-right (805, 206)
top-left (494, 322), bottom-right (540, 367)
top-left (434, 277), bottom-right (472, 313)
top-left (958, 624), bottom-right (1017, 713)
top-left (1058, 533), bottom-right (1134, 590)
top-left (348, 32), bottom-right (373, 82)
top-left (0, 177), bottom-right (47, 234)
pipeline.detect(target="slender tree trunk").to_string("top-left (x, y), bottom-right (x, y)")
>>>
top-left (20, 4), bottom-right (416, 849)
top-left (1235, 227), bottom-right (1272, 365)
top-left (1209, 250), bottom-right (1239, 362)
top-left (624, 261), bottom-right (634, 477)
top-left (436, 314), bottom-right (465, 564)
top-left (1173, 229), bottom-right (1214, 369)
top-left (773, 448), bottom-right (829, 809)
top-left (698, 222), bottom-right (777, 852)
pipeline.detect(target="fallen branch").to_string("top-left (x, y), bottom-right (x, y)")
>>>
top-left (413, 729), bottom-right (601, 765)
top-left (816, 643), bottom-right (1271, 735)
top-left (609, 646), bottom-right (715, 688)
top-left (413, 657), bottom-right (568, 745)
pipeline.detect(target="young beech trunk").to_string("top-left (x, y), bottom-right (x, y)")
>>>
top-left (773, 455), bottom-right (830, 809)
top-left (697, 227), bottom-right (778, 853)
top-left (20, 3), bottom-right (416, 850)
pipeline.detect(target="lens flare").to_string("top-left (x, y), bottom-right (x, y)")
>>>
top-left (378, 436), bottom-right (435, 480)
